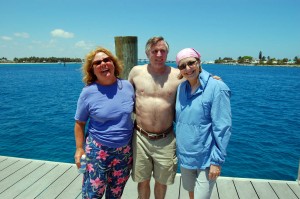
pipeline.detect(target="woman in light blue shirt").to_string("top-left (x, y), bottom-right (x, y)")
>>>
top-left (175, 48), bottom-right (232, 199)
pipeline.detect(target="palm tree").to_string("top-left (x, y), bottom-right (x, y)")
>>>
top-left (259, 51), bottom-right (262, 61)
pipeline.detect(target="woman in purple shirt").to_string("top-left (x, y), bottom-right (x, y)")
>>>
top-left (74, 47), bottom-right (135, 199)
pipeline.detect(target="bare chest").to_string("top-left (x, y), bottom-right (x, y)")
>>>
top-left (135, 75), bottom-right (178, 99)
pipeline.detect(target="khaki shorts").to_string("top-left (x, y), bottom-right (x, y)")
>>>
top-left (131, 129), bottom-right (178, 185)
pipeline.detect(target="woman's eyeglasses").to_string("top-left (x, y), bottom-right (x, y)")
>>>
top-left (178, 60), bottom-right (197, 70)
top-left (92, 57), bottom-right (111, 66)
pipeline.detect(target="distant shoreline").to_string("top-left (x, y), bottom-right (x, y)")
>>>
top-left (0, 62), bottom-right (299, 68)
top-left (0, 62), bottom-right (81, 65)
top-left (217, 63), bottom-right (300, 68)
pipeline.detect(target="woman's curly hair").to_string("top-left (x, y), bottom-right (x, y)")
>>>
top-left (82, 47), bottom-right (123, 85)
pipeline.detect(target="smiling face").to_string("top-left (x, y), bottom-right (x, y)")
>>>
top-left (147, 40), bottom-right (168, 66)
top-left (178, 57), bottom-right (201, 81)
top-left (92, 52), bottom-right (116, 85)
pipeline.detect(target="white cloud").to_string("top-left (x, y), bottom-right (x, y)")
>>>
top-left (14, 32), bottom-right (30, 38)
top-left (32, 40), bottom-right (42, 44)
top-left (75, 40), bottom-right (94, 49)
top-left (51, 29), bottom-right (74, 38)
top-left (44, 39), bottom-right (57, 48)
top-left (1, 36), bottom-right (13, 41)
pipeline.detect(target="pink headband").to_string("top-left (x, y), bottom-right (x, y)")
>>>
top-left (176, 48), bottom-right (201, 64)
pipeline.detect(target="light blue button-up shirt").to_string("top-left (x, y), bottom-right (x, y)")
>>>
top-left (175, 69), bottom-right (232, 169)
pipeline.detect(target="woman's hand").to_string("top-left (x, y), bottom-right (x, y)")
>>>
top-left (212, 75), bottom-right (221, 80)
top-left (209, 164), bottom-right (221, 180)
top-left (74, 147), bottom-right (85, 169)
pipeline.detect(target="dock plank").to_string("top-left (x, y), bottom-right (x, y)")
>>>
top-left (0, 156), bottom-right (19, 171)
top-left (165, 174), bottom-right (184, 199)
top-left (251, 180), bottom-right (278, 199)
top-left (75, 193), bottom-right (83, 199)
top-left (0, 158), bottom-right (32, 181)
top-left (122, 173), bottom-right (189, 199)
top-left (216, 178), bottom-right (239, 199)
top-left (0, 156), bottom-right (299, 199)
top-left (210, 184), bottom-right (219, 199)
top-left (0, 160), bottom-right (44, 193)
top-left (35, 166), bottom-right (78, 198)
top-left (234, 179), bottom-right (259, 199)
top-left (0, 162), bottom-right (57, 198)
top-left (289, 183), bottom-right (300, 198)
top-left (270, 181), bottom-right (298, 199)
top-left (14, 163), bottom-right (71, 199)
top-left (56, 173), bottom-right (82, 199)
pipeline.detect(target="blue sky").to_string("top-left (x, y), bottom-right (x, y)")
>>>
top-left (0, 0), bottom-right (299, 61)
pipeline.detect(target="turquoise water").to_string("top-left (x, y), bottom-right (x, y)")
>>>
top-left (0, 63), bottom-right (299, 181)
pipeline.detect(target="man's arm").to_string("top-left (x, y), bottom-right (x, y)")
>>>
top-left (127, 66), bottom-right (136, 85)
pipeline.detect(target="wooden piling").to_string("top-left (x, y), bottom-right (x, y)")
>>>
top-left (114, 36), bottom-right (138, 79)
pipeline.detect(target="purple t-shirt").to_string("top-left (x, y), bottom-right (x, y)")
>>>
top-left (75, 79), bottom-right (135, 148)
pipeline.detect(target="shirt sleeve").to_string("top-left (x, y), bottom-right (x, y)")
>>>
top-left (210, 83), bottom-right (232, 166)
top-left (74, 90), bottom-right (89, 122)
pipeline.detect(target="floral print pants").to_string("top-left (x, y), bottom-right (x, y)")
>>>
top-left (82, 136), bottom-right (133, 199)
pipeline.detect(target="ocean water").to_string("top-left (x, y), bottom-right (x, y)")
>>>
top-left (0, 63), bottom-right (299, 181)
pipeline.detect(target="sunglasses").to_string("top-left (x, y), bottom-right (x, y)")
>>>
top-left (92, 57), bottom-right (112, 66)
top-left (178, 60), bottom-right (198, 70)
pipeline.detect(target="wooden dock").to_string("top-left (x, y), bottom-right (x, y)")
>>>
top-left (0, 155), bottom-right (299, 199)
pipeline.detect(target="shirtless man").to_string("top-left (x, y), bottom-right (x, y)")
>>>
top-left (128, 36), bottom-right (182, 199)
